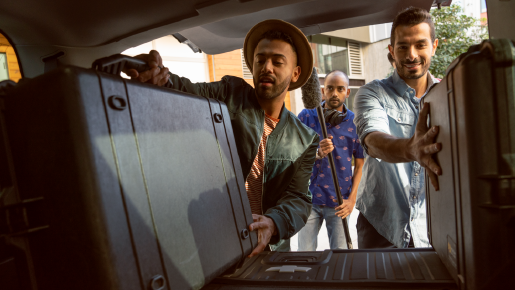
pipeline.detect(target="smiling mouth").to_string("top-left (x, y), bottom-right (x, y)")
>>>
top-left (404, 63), bottom-right (421, 69)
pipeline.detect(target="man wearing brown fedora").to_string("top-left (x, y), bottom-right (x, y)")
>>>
top-left (128, 20), bottom-right (330, 256)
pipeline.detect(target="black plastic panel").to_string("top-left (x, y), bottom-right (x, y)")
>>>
top-left (212, 249), bottom-right (456, 288)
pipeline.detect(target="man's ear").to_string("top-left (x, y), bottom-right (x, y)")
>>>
top-left (388, 44), bottom-right (395, 59)
top-left (291, 66), bottom-right (301, 83)
top-left (432, 39), bottom-right (439, 56)
top-left (321, 87), bottom-right (325, 95)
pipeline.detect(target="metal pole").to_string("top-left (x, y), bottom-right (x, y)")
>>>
top-left (316, 105), bottom-right (353, 249)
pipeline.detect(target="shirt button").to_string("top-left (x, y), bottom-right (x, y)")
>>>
top-left (415, 106), bottom-right (419, 109)
top-left (415, 173), bottom-right (419, 176)
top-left (397, 118), bottom-right (401, 122)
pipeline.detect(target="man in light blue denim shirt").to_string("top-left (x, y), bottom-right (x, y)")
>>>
top-left (353, 7), bottom-right (443, 249)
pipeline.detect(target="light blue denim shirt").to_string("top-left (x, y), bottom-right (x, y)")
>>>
top-left (353, 70), bottom-right (438, 248)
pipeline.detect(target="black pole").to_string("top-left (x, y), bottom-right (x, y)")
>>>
top-left (316, 105), bottom-right (353, 249)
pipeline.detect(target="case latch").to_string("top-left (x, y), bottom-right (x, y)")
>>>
top-left (0, 196), bottom-right (49, 237)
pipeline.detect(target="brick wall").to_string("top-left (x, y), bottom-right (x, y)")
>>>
top-left (0, 34), bottom-right (22, 82)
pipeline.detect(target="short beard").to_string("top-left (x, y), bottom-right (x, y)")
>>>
top-left (396, 58), bottom-right (431, 80)
top-left (325, 98), bottom-right (344, 110)
top-left (254, 75), bottom-right (291, 100)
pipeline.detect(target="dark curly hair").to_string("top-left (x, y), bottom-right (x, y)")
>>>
top-left (259, 30), bottom-right (297, 53)
top-left (390, 7), bottom-right (435, 46)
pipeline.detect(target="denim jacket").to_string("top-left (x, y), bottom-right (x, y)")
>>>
top-left (353, 71), bottom-right (438, 248)
top-left (167, 73), bottom-right (319, 244)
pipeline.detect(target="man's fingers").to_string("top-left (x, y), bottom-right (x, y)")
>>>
top-left (423, 126), bottom-right (439, 143)
top-left (126, 69), bottom-right (139, 79)
top-left (157, 74), bottom-right (171, 87)
top-left (423, 155), bottom-right (442, 176)
top-left (136, 66), bottom-right (161, 83)
top-left (320, 138), bottom-right (333, 145)
top-left (428, 170), bottom-right (440, 191)
top-left (423, 142), bottom-right (441, 155)
top-left (249, 221), bottom-right (268, 232)
top-left (251, 214), bottom-right (260, 222)
top-left (336, 210), bottom-right (350, 218)
top-left (149, 67), bottom-right (170, 86)
top-left (148, 50), bottom-right (163, 68)
top-left (248, 241), bottom-right (267, 258)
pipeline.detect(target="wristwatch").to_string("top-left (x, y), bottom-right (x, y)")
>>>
top-left (316, 148), bottom-right (324, 160)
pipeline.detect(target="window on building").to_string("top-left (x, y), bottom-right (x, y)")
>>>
top-left (0, 53), bottom-right (8, 81)
top-left (241, 50), bottom-right (253, 80)
top-left (0, 32), bottom-right (22, 82)
top-left (308, 35), bottom-right (349, 76)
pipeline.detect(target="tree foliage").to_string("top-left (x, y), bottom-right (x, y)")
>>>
top-left (430, 5), bottom-right (489, 78)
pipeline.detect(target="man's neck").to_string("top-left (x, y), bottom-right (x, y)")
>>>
top-left (400, 72), bottom-right (428, 98)
top-left (323, 102), bottom-right (344, 112)
top-left (256, 92), bottom-right (286, 119)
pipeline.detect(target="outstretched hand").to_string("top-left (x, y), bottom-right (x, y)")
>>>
top-left (407, 102), bottom-right (442, 190)
top-left (126, 50), bottom-right (170, 86)
top-left (248, 214), bottom-right (277, 258)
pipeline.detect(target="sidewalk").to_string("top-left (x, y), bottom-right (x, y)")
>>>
top-left (290, 207), bottom-right (359, 251)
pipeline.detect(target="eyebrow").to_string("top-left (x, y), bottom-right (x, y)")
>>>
top-left (396, 39), bottom-right (430, 46)
top-left (255, 53), bottom-right (287, 59)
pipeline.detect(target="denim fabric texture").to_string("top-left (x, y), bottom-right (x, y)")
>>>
top-left (297, 205), bottom-right (349, 250)
top-left (297, 106), bottom-right (364, 207)
top-left (353, 70), bottom-right (438, 248)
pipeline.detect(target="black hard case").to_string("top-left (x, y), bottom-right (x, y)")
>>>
top-left (424, 39), bottom-right (515, 289)
top-left (1, 66), bottom-right (257, 290)
top-left (208, 249), bottom-right (456, 289)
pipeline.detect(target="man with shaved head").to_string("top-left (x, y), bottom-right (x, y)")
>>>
top-left (297, 70), bottom-right (364, 250)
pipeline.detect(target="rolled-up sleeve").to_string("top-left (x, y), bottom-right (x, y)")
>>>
top-left (353, 82), bottom-right (390, 155)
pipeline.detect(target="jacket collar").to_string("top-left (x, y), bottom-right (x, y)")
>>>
top-left (270, 102), bottom-right (290, 137)
top-left (250, 90), bottom-right (290, 137)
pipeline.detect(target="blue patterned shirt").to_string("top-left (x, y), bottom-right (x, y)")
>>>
top-left (298, 105), bottom-right (364, 208)
top-left (353, 71), bottom-right (438, 248)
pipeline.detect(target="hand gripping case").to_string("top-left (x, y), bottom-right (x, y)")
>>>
top-left (424, 39), bottom-right (515, 289)
top-left (0, 65), bottom-right (257, 290)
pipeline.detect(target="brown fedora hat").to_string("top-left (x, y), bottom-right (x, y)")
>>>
top-left (243, 19), bottom-right (313, 91)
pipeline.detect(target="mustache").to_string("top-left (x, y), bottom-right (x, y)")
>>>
top-left (401, 59), bottom-right (422, 65)
top-left (259, 74), bottom-right (276, 82)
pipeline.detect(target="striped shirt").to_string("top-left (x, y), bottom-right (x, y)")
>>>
top-left (245, 114), bottom-right (279, 215)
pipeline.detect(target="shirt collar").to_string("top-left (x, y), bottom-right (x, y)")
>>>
top-left (391, 69), bottom-right (439, 99)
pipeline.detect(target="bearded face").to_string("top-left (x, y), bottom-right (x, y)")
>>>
top-left (389, 23), bottom-right (438, 81)
top-left (322, 71), bottom-right (349, 111)
top-left (253, 73), bottom-right (291, 100)
top-left (395, 55), bottom-right (431, 80)
top-left (252, 38), bottom-right (300, 101)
